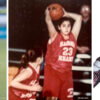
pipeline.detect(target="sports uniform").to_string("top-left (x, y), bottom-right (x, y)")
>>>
top-left (43, 33), bottom-right (77, 100)
top-left (9, 64), bottom-right (40, 100)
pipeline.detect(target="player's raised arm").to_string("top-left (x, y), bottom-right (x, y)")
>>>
top-left (63, 9), bottom-right (82, 40)
top-left (45, 8), bottom-right (57, 40)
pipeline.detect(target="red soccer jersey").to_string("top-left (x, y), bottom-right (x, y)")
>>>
top-left (9, 64), bottom-right (40, 100)
top-left (45, 33), bottom-right (77, 72)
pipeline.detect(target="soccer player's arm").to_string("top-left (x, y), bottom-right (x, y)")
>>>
top-left (63, 9), bottom-right (82, 40)
top-left (10, 68), bottom-right (42, 91)
top-left (45, 8), bottom-right (58, 42)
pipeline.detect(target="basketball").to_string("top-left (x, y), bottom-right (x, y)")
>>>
top-left (48, 3), bottom-right (64, 21)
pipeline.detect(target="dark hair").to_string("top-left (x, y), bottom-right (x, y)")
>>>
top-left (21, 47), bottom-right (43, 68)
top-left (53, 17), bottom-right (74, 32)
top-left (58, 17), bottom-right (74, 27)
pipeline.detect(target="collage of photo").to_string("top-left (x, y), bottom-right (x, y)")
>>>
top-left (0, 0), bottom-right (100, 100)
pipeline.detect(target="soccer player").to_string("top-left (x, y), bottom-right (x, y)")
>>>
top-left (43, 7), bottom-right (82, 100)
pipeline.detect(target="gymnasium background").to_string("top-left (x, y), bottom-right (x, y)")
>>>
top-left (9, 0), bottom-right (91, 100)
top-left (0, 0), bottom-right (6, 100)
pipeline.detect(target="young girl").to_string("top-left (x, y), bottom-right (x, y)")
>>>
top-left (9, 48), bottom-right (43, 100)
top-left (43, 7), bottom-right (82, 100)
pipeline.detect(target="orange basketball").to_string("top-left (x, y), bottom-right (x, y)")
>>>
top-left (48, 3), bottom-right (64, 21)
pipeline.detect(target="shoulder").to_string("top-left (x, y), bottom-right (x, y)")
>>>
top-left (26, 67), bottom-right (33, 75)
top-left (22, 67), bottom-right (33, 78)
top-left (69, 32), bottom-right (75, 38)
top-left (48, 33), bottom-right (60, 44)
top-left (19, 67), bottom-right (33, 77)
top-left (69, 32), bottom-right (77, 42)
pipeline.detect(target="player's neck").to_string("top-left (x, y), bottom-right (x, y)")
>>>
top-left (61, 33), bottom-right (69, 40)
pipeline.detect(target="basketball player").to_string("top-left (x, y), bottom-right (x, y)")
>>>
top-left (43, 7), bottom-right (82, 100)
top-left (9, 48), bottom-right (43, 100)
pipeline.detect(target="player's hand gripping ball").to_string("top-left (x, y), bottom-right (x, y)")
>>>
top-left (48, 3), bottom-right (64, 21)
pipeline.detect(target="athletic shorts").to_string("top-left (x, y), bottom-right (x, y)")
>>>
top-left (9, 87), bottom-right (36, 100)
top-left (43, 65), bottom-right (73, 100)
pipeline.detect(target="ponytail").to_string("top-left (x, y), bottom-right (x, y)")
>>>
top-left (20, 54), bottom-right (28, 68)
top-left (20, 47), bottom-right (43, 68)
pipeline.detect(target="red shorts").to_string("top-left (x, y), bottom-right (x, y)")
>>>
top-left (9, 87), bottom-right (36, 100)
top-left (43, 65), bottom-right (73, 100)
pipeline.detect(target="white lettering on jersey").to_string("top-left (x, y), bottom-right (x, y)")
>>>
top-left (67, 88), bottom-right (73, 98)
top-left (62, 47), bottom-right (73, 56)
top-left (58, 47), bottom-right (74, 62)
top-left (58, 56), bottom-right (73, 62)
top-left (60, 41), bottom-right (75, 48)
top-left (20, 93), bottom-right (32, 98)
top-left (20, 92), bottom-right (36, 98)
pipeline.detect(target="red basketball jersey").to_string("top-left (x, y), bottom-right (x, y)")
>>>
top-left (45, 33), bottom-right (77, 72)
top-left (9, 64), bottom-right (40, 99)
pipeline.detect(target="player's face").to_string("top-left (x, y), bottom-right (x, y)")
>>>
top-left (58, 21), bottom-right (71, 36)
